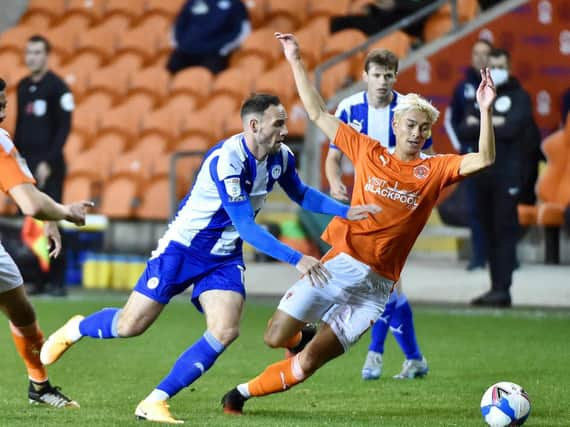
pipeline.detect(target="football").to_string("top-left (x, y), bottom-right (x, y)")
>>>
top-left (480, 382), bottom-right (531, 426)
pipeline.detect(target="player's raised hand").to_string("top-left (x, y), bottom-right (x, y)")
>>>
top-left (346, 204), bottom-right (382, 221)
top-left (477, 67), bottom-right (496, 111)
top-left (64, 200), bottom-right (94, 226)
top-left (275, 32), bottom-right (300, 62)
top-left (296, 255), bottom-right (331, 288)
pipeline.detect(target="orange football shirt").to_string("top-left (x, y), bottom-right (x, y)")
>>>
top-left (0, 129), bottom-right (36, 193)
top-left (322, 122), bottom-right (466, 281)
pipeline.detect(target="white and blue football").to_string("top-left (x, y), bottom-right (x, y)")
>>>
top-left (480, 382), bottom-right (531, 427)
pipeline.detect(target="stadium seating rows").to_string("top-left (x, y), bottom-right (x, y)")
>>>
top-left (0, 0), bottom-right (481, 219)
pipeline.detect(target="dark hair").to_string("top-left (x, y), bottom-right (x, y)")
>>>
top-left (240, 93), bottom-right (281, 119)
top-left (490, 48), bottom-right (510, 62)
top-left (364, 49), bottom-right (399, 73)
top-left (28, 34), bottom-right (51, 53)
top-left (0, 78), bottom-right (5, 91)
top-left (473, 39), bottom-right (493, 51)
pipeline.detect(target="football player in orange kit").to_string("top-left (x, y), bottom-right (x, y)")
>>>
top-left (221, 33), bottom-right (497, 414)
top-left (0, 77), bottom-right (92, 407)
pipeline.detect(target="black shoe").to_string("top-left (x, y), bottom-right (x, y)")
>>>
top-left (28, 380), bottom-right (80, 408)
top-left (47, 286), bottom-right (68, 297)
top-left (221, 388), bottom-right (247, 415)
top-left (470, 290), bottom-right (511, 308)
top-left (288, 324), bottom-right (317, 355)
top-left (25, 283), bottom-right (46, 296)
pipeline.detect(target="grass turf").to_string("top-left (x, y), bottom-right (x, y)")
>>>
top-left (0, 293), bottom-right (568, 426)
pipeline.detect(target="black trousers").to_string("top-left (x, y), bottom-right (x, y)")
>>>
top-left (473, 171), bottom-right (520, 293)
top-left (32, 160), bottom-right (67, 289)
top-left (166, 48), bottom-right (229, 75)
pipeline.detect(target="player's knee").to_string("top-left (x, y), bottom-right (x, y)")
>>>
top-left (209, 326), bottom-right (239, 346)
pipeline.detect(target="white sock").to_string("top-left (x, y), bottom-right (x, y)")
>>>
top-left (66, 318), bottom-right (83, 342)
top-left (145, 389), bottom-right (170, 402)
top-left (236, 383), bottom-right (250, 399)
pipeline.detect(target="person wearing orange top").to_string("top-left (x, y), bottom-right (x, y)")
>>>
top-left (0, 77), bottom-right (92, 408)
top-left (221, 32), bottom-right (497, 415)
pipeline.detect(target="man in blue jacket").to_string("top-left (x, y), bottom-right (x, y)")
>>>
top-left (167, 0), bottom-right (251, 75)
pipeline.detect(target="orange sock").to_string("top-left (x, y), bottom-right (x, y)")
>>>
top-left (247, 354), bottom-right (307, 397)
top-left (283, 331), bottom-right (302, 349)
top-left (10, 321), bottom-right (48, 383)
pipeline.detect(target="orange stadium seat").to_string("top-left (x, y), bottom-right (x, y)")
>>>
top-left (169, 66), bottom-right (214, 101)
top-left (367, 30), bottom-right (412, 61)
top-left (42, 27), bottom-right (79, 63)
top-left (136, 176), bottom-right (172, 220)
top-left (107, 52), bottom-right (145, 78)
top-left (64, 0), bottom-right (105, 24)
top-left (103, 0), bottom-right (146, 21)
top-left (230, 52), bottom-right (268, 78)
top-left (64, 131), bottom-right (86, 162)
top-left (19, 13), bottom-right (53, 31)
top-left (321, 60), bottom-right (352, 100)
top-left (140, 107), bottom-right (184, 144)
top-left (115, 25), bottom-right (162, 67)
top-left (179, 107), bottom-right (223, 143)
top-left (308, 0), bottom-right (351, 19)
top-left (265, 0), bottom-right (309, 32)
top-left (24, 0), bottom-right (67, 22)
top-left (254, 61), bottom-right (296, 105)
top-left (66, 146), bottom-right (108, 179)
top-left (72, 105), bottom-right (101, 141)
top-left (127, 65), bottom-right (170, 107)
top-left (211, 68), bottom-right (256, 106)
top-left (75, 26), bottom-right (119, 65)
top-left (99, 172), bottom-right (140, 219)
top-left (173, 135), bottom-right (213, 153)
top-left (423, 13), bottom-right (453, 43)
top-left (0, 51), bottom-right (23, 75)
top-left (51, 13), bottom-right (92, 37)
top-left (243, 0), bottom-right (267, 28)
top-left (111, 134), bottom-right (169, 177)
top-left (0, 26), bottom-right (35, 55)
top-left (294, 23), bottom-right (327, 69)
top-left (232, 28), bottom-right (283, 70)
top-left (63, 171), bottom-right (99, 206)
top-left (322, 29), bottom-right (367, 61)
top-left (96, 14), bottom-right (132, 35)
top-left (286, 99), bottom-right (308, 137)
top-left (142, 0), bottom-right (181, 21)
top-left (98, 97), bottom-right (152, 142)
top-left (151, 152), bottom-right (203, 195)
top-left (84, 63), bottom-right (131, 102)
top-left (224, 111), bottom-right (243, 137)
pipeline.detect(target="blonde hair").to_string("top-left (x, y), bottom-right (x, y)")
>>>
top-left (393, 93), bottom-right (440, 124)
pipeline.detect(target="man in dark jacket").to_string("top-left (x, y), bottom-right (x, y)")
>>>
top-left (167, 0), bottom-right (251, 75)
top-left (446, 39), bottom-right (492, 271)
top-left (14, 35), bottom-right (73, 296)
top-left (466, 48), bottom-right (536, 307)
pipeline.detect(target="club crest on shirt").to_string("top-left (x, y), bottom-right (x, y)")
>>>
top-left (271, 165), bottom-right (282, 179)
top-left (147, 277), bottom-right (159, 289)
top-left (413, 164), bottom-right (430, 179)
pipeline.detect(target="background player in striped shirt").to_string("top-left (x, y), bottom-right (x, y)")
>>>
top-left (221, 32), bottom-right (496, 414)
top-left (40, 93), bottom-right (379, 424)
top-left (0, 77), bottom-right (91, 408)
top-left (326, 49), bottom-right (432, 381)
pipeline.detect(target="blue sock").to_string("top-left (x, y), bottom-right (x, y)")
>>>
top-left (157, 331), bottom-right (225, 398)
top-left (79, 308), bottom-right (121, 339)
top-left (390, 294), bottom-right (422, 360)
top-left (369, 292), bottom-right (397, 353)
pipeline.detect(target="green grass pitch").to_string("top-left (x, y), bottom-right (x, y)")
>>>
top-left (0, 293), bottom-right (568, 426)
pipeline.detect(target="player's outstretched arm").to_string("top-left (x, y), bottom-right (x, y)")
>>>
top-left (459, 68), bottom-right (496, 176)
top-left (275, 32), bottom-right (340, 141)
top-left (9, 183), bottom-right (93, 225)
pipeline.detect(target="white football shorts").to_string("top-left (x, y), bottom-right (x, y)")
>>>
top-left (0, 242), bottom-right (24, 293)
top-left (277, 252), bottom-right (393, 351)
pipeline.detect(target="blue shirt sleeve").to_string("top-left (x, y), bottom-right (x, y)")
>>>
top-left (278, 151), bottom-right (349, 217)
top-left (210, 158), bottom-right (303, 266)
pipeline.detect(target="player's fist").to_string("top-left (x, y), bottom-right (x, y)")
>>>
top-left (275, 32), bottom-right (300, 62)
top-left (296, 255), bottom-right (331, 288)
top-left (64, 200), bottom-right (94, 226)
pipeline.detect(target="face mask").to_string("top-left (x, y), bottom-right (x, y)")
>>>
top-left (489, 68), bottom-right (509, 87)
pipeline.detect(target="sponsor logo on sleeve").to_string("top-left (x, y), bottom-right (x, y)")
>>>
top-left (60, 92), bottom-right (75, 112)
top-left (224, 177), bottom-right (245, 202)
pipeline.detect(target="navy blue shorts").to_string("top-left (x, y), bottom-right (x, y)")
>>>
top-left (133, 241), bottom-right (246, 311)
